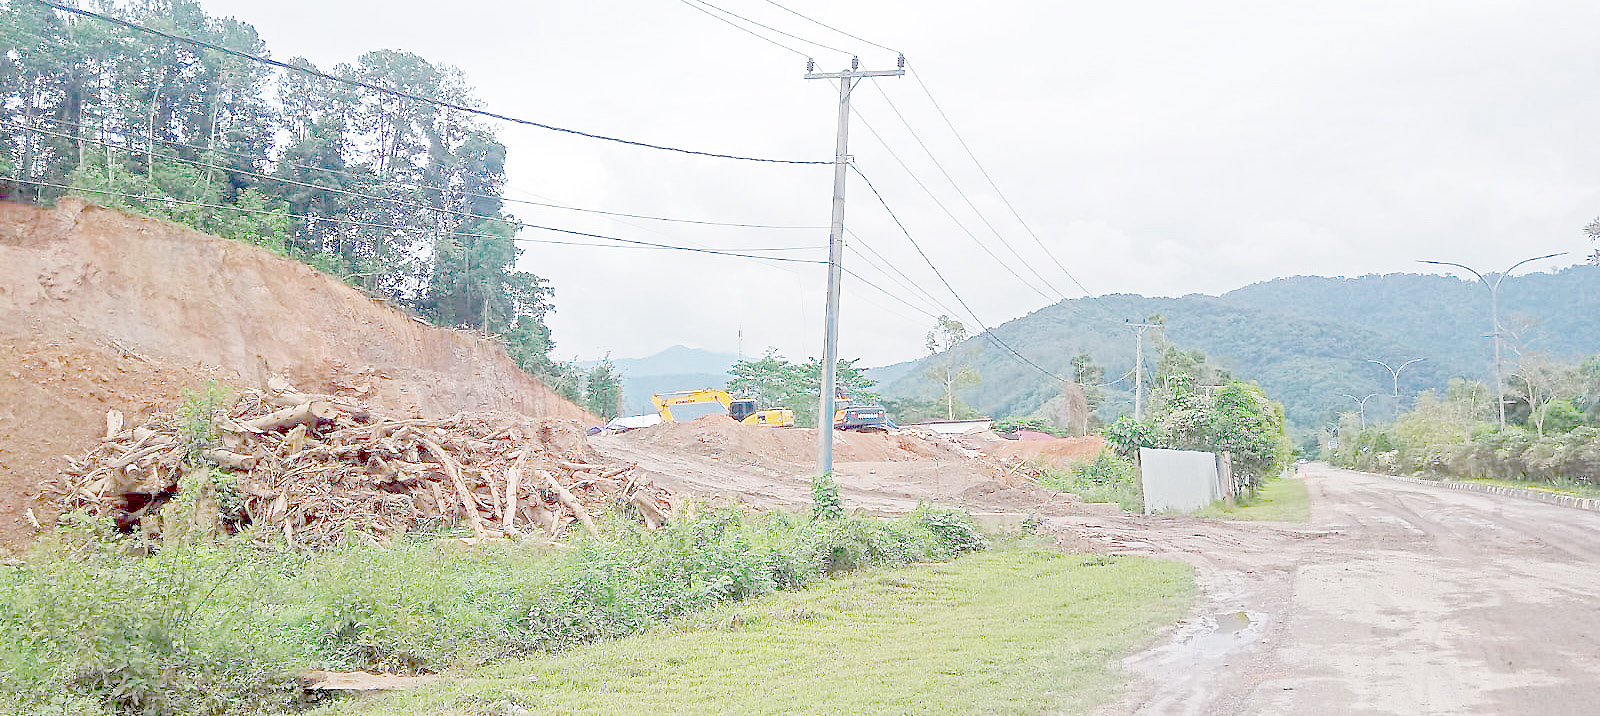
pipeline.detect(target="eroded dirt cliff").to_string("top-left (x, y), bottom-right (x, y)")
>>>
top-left (0, 199), bottom-right (592, 553)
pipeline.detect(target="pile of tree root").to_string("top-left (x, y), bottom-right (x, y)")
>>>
top-left (51, 379), bottom-right (676, 549)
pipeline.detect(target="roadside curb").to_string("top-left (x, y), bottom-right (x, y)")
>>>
top-left (1380, 474), bottom-right (1600, 513)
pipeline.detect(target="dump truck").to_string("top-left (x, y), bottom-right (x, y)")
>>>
top-left (651, 390), bottom-right (796, 428)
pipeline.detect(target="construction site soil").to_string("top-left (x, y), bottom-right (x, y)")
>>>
top-left (0, 200), bottom-right (1105, 554)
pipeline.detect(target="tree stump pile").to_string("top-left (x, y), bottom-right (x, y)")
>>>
top-left (50, 379), bottom-right (676, 549)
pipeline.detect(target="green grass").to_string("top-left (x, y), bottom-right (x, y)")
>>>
top-left (309, 549), bottom-right (1194, 716)
top-left (1037, 451), bottom-right (1142, 512)
top-left (1452, 477), bottom-right (1600, 499)
top-left (1192, 475), bottom-right (1311, 522)
top-left (0, 506), bottom-right (992, 716)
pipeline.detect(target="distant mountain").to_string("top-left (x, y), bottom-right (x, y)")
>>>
top-left (599, 346), bottom-right (738, 377)
top-left (876, 266), bottom-right (1600, 434)
top-left (619, 372), bottom-right (732, 417)
top-left (589, 346), bottom-right (740, 416)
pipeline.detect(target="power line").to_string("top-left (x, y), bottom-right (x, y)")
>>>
top-left (678, 0), bottom-right (851, 58)
top-left (515, 225), bottom-right (824, 263)
top-left (31, 0), bottom-right (830, 166)
top-left (848, 163), bottom-right (1069, 383)
top-left (847, 102), bottom-right (1057, 304)
top-left (25, 114), bottom-right (826, 230)
top-left (4, 175), bottom-right (826, 265)
top-left (758, 0), bottom-right (900, 55)
top-left (906, 63), bottom-right (1097, 301)
top-left (9, 121), bottom-right (828, 257)
top-left (869, 82), bottom-right (1072, 301)
top-left (845, 227), bottom-right (963, 319)
top-left (675, 0), bottom-right (809, 58)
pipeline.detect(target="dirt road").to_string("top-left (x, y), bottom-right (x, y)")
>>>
top-left (1064, 464), bottom-right (1600, 716)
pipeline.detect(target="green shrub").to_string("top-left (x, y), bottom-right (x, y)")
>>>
top-left (0, 505), bottom-right (987, 715)
top-left (1039, 450), bottom-right (1142, 511)
top-left (810, 474), bottom-right (844, 521)
top-left (993, 417), bottom-right (1060, 437)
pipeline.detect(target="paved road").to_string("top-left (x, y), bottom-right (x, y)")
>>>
top-left (1062, 464), bottom-right (1600, 716)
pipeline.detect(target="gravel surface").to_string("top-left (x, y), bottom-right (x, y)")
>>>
top-left (1063, 463), bottom-right (1600, 716)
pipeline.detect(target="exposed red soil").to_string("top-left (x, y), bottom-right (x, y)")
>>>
top-left (0, 200), bottom-right (592, 554)
top-left (990, 434), bottom-right (1107, 467)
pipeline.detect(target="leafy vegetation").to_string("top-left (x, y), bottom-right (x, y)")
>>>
top-left (1326, 356), bottom-right (1600, 487)
top-left (1037, 451), bottom-right (1142, 511)
top-left (1103, 378), bottom-right (1291, 494)
top-left (305, 550), bottom-right (1194, 716)
top-left (1192, 475), bottom-right (1311, 522)
top-left (924, 315), bottom-right (982, 421)
top-left (0, 0), bottom-right (578, 387)
top-left (0, 504), bottom-right (987, 716)
top-left (876, 267), bottom-right (1600, 439)
top-left (725, 350), bottom-right (877, 426)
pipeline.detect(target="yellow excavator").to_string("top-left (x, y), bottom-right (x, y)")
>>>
top-left (651, 390), bottom-right (796, 428)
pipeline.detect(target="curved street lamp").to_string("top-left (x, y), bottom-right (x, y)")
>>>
top-left (1367, 357), bottom-right (1426, 402)
top-left (1342, 393), bottom-right (1381, 430)
top-left (1418, 253), bottom-right (1566, 429)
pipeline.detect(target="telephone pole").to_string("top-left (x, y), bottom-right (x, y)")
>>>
top-left (1126, 320), bottom-right (1159, 420)
top-left (806, 56), bottom-right (904, 477)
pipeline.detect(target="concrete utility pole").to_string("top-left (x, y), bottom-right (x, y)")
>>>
top-left (1419, 253), bottom-right (1565, 429)
top-left (1126, 320), bottom-right (1159, 420)
top-left (806, 56), bottom-right (904, 477)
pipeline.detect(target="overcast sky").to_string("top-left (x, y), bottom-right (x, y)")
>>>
top-left (196, 0), bottom-right (1600, 368)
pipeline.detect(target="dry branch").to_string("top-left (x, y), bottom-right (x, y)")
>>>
top-left (52, 382), bottom-right (675, 549)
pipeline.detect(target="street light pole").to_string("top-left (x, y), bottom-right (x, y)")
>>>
top-left (1366, 357), bottom-right (1425, 401)
top-left (1419, 253), bottom-right (1566, 429)
top-left (1342, 393), bottom-right (1381, 430)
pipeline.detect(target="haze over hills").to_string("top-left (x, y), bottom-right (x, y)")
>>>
top-left (585, 346), bottom-right (739, 417)
top-left (876, 266), bottom-right (1600, 433)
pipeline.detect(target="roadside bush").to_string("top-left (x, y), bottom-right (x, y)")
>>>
top-left (1039, 450), bottom-right (1141, 511)
top-left (1, 505), bottom-right (987, 715)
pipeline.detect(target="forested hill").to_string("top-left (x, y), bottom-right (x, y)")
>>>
top-left (876, 265), bottom-right (1600, 431)
top-left (0, 0), bottom-right (561, 383)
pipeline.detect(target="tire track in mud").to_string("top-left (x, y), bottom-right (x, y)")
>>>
top-left (1060, 465), bottom-right (1600, 716)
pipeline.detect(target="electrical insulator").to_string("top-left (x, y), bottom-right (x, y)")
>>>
top-left (851, 56), bottom-right (859, 71)
top-left (897, 54), bottom-right (905, 69)
top-left (806, 58), bottom-right (815, 73)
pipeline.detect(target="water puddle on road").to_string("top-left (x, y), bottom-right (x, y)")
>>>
top-left (1117, 609), bottom-right (1269, 714)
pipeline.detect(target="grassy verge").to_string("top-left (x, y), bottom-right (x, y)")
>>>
top-left (1038, 451), bottom-right (1142, 512)
top-left (0, 504), bottom-right (989, 716)
top-left (1451, 477), bottom-right (1600, 499)
top-left (309, 549), bottom-right (1194, 716)
top-left (1192, 475), bottom-right (1310, 522)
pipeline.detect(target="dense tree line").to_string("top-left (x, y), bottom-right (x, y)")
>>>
top-left (1102, 346), bottom-right (1291, 494)
top-left (874, 268), bottom-right (1600, 438)
top-left (1328, 355), bottom-right (1600, 484)
top-left (726, 350), bottom-right (878, 427)
top-left (0, 0), bottom-right (563, 379)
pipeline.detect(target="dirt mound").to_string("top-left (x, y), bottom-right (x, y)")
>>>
top-left (0, 200), bottom-right (592, 553)
top-left (47, 381), bottom-right (671, 550)
top-left (614, 416), bottom-right (973, 466)
top-left (990, 435), bottom-right (1107, 468)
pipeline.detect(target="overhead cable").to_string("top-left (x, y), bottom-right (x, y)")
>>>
top-left (848, 164), bottom-right (1069, 383)
top-left (8, 121), bottom-right (826, 257)
top-left (31, 0), bottom-right (830, 166)
top-left (848, 103), bottom-right (1057, 303)
top-left (28, 114), bottom-right (826, 230)
top-left (758, 0), bottom-right (900, 55)
top-left (678, 0), bottom-right (850, 58)
top-left (870, 82), bottom-right (1071, 301)
top-left (906, 64), bottom-right (1098, 300)
top-left (4, 175), bottom-right (825, 264)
